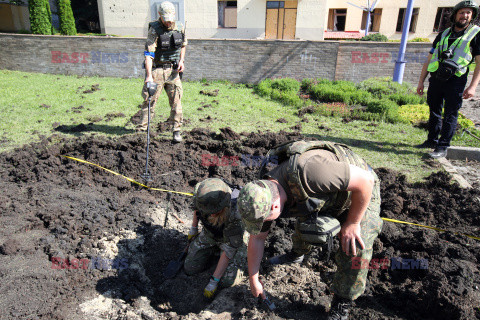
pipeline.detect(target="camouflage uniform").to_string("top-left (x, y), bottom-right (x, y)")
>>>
top-left (238, 140), bottom-right (383, 301)
top-left (138, 2), bottom-right (187, 132)
top-left (184, 178), bottom-right (247, 288)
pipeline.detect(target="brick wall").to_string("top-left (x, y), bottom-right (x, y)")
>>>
top-left (0, 34), bottom-right (432, 85)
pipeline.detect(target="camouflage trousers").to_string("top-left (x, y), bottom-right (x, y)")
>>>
top-left (138, 66), bottom-right (183, 131)
top-left (292, 171), bottom-right (383, 300)
top-left (184, 229), bottom-right (247, 288)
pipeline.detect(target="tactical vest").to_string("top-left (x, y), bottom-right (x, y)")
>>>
top-left (260, 140), bottom-right (370, 218)
top-left (428, 25), bottom-right (480, 76)
top-left (148, 21), bottom-right (184, 65)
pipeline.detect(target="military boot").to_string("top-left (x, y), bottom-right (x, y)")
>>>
top-left (267, 252), bottom-right (304, 265)
top-left (173, 131), bottom-right (182, 143)
top-left (327, 295), bottom-right (353, 320)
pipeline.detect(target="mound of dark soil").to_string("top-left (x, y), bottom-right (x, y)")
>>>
top-left (0, 128), bottom-right (479, 319)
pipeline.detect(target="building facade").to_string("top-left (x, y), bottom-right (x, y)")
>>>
top-left (94, 0), bottom-right (460, 40)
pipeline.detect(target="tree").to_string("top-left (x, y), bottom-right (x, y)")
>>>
top-left (28, 0), bottom-right (53, 35)
top-left (58, 0), bottom-right (77, 35)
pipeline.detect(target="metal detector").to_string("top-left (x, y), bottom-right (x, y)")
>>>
top-left (140, 81), bottom-right (158, 182)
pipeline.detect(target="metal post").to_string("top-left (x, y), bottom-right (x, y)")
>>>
top-left (393, 0), bottom-right (415, 83)
top-left (141, 96), bottom-right (153, 182)
top-left (365, 0), bottom-right (371, 36)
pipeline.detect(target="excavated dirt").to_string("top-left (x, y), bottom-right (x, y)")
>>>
top-left (1, 127), bottom-right (480, 320)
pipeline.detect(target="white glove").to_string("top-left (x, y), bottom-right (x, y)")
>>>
top-left (204, 276), bottom-right (220, 299)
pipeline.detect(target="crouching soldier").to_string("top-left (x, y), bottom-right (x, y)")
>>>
top-left (237, 140), bottom-right (383, 320)
top-left (184, 178), bottom-right (247, 299)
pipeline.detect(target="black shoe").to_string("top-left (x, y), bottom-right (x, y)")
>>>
top-left (327, 295), bottom-right (353, 320)
top-left (430, 148), bottom-right (447, 159)
top-left (414, 140), bottom-right (437, 149)
top-left (268, 252), bottom-right (304, 265)
top-left (173, 131), bottom-right (182, 143)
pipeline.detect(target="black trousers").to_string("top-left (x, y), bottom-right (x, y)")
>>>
top-left (426, 73), bottom-right (468, 149)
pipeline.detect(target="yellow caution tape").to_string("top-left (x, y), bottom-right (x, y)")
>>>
top-left (59, 155), bottom-right (194, 197)
top-left (59, 154), bottom-right (480, 241)
top-left (381, 217), bottom-right (480, 241)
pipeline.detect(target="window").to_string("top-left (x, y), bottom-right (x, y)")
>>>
top-left (361, 8), bottom-right (382, 32)
top-left (396, 8), bottom-right (419, 32)
top-left (433, 7), bottom-right (453, 32)
top-left (218, 1), bottom-right (237, 28)
top-left (328, 9), bottom-right (347, 31)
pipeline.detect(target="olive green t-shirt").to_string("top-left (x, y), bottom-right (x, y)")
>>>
top-left (265, 149), bottom-right (350, 219)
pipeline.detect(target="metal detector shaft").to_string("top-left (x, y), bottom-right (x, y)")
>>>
top-left (141, 96), bottom-right (153, 182)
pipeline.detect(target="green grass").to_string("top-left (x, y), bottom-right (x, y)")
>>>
top-left (1, 70), bottom-right (478, 183)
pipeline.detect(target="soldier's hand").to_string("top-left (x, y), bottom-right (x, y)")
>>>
top-left (203, 276), bottom-right (220, 299)
top-left (340, 222), bottom-right (365, 256)
top-left (188, 226), bottom-right (199, 241)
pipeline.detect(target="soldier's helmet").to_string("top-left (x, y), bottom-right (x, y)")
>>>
top-left (159, 1), bottom-right (176, 22)
top-left (237, 180), bottom-right (273, 235)
top-left (451, 0), bottom-right (479, 22)
top-left (194, 178), bottom-right (231, 215)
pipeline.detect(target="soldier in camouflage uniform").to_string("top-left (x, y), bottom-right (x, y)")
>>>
top-left (138, 1), bottom-right (187, 142)
top-left (184, 178), bottom-right (247, 299)
top-left (237, 140), bottom-right (383, 320)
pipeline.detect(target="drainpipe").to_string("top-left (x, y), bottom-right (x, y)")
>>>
top-left (393, 0), bottom-right (415, 83)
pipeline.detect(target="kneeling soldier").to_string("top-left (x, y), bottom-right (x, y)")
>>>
top-left (184, 178), bottom-right (246, 299)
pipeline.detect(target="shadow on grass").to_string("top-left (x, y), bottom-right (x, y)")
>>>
top-left (54, 123), bottom-right (134, 136)
top-left (304, 133), bottom-right (419, 156)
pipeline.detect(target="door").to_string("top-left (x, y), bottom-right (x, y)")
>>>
top-left (265, 1), bottom-right (297, 39)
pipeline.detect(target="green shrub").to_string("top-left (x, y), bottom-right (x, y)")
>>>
top-left (29, 0), bottom-right (53, 35)
top-left (332, 80), bottom-right (358, 92)
top-left (301, 78), bottom-right (315, 91)
top-left (410, 37), bottom-right (431, 42)
top-left (270, 78), bottom-right (300, 93)
top-left (388, 93), bottom-right (425, 106)
top-left (360, 33), bottom-right (388, 42)
top-left (366, 99), bottom-right (401, 122)
top-left (398, 104), bottom-right (429, 124)
top-left (58, 0), bottom-right (77, 35)
top-left (357, 77), bottom-right (417, 99)
top-left (255, 78), bottom-right (273, 97)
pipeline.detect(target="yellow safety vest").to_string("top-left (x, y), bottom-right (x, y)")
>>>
top-left (428, 25), bottom-right (480, 76)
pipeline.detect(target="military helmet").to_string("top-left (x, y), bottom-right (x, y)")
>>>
top-left (159, 1), bottom-right (176, 22)
top-left (194, 178), bottom-right (231, 215)
top-left (237, 180), bottom-right (273, 235)
top-left (451, 0), bottom-right (479, 22)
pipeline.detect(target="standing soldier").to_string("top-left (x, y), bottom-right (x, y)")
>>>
top-left (417, 0), bottom-right (480, 158)
top-left (237, 140), bottom-right (382, 320)
top-left (138, 1), bottom-right (187, 143)
top-left (184, 178), bottom-right (247, 299)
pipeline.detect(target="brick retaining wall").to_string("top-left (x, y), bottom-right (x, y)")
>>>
top-left (0, 33), bottom-right (431, 85)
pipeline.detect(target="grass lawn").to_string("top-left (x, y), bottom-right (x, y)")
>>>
top-left (1, 70), bottom-right (477, 182)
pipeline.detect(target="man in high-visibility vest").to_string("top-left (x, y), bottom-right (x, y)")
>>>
top-left (417, 0), bottom-right (480, 158)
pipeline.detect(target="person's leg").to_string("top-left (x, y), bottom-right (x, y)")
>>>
top-left (165, 71), bottom-right (183, 133)
top-left (426, 79), bottom-right (445, 145)
top-left (184, 231), bottom-right (217, 275)
top-left (437, 76), bottom-right (468, 150)
top-left (219, 243), bottom-right (247, 288)
top-left (331, 172), bottom-right (382, 301)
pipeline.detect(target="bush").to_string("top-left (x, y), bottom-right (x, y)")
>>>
top-left (398, 104), bottom-right (429, 124)
top-left (366, 99), bottom-right (401, 122)
top-left (58, 0), bottom-right (77, 35)
top-left (388, 93), bottom-right (425, 106)
top-left (29, 0), bottom-right (53, 35)
top-left (410, 37), bottom-right (431, 42)
top-left (270, 78), bottom-right (300, 93)
top-left (360, 33), bottom-right (388, 42)
top-left (255, 78), bottom-right (302, 107)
